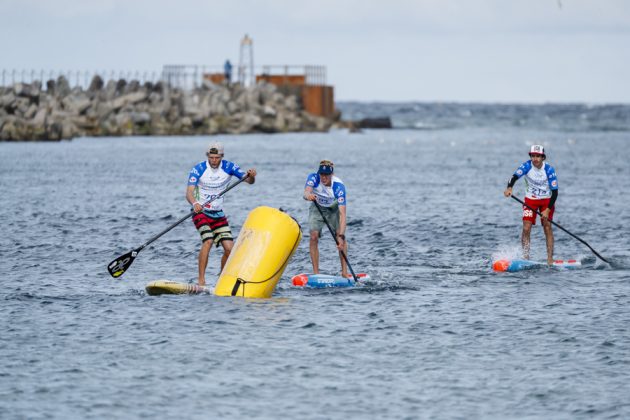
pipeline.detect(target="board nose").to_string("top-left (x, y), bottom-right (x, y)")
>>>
top-left (292, 274), bottom-right (308, 286)
top-left (492, 260), bottom-right (510, 272)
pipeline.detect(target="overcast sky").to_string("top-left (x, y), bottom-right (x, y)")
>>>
top-left (1, 0), bottom-right (629, 103)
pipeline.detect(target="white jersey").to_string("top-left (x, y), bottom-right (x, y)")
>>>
top-left (513, 160), bottom-right (558, 199)
top-left (187, 160), bottom-right (245, 211)
top-left (305, 173), bottom-right (346, 207)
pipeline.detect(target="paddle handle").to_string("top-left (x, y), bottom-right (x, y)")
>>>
top-left (510, 195), bottom-right (609, 263)
top-left (313, 201), bottom-right (359, 282)
top-left (138, 175), bottom-right (250, 251)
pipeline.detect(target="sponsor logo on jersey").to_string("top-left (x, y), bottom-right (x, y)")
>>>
top-left (516, 169), bottom-right (523, 176)
top-left (338, 197), bottom-right (345, 204)
top-left (551, 180), bottom-right (558, 188)
top-left (307, 180), bottom-right (314, 186)
top-left (189, 176), bottom-right (197, 183)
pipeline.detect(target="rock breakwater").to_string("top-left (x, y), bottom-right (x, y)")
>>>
top-left (0, 76), bottom-right (334, 141)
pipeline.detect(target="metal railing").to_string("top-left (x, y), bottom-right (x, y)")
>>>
top-left (1, 65), bottom-right (328, 91)
top-left (162, 64), bottom-right (327, 88)
top-left (161, 65), bottom-right (223, 90)
top-left (259, 65), bottom-right (327, 86)
top-left (0, 69), bottom-right (163, 90)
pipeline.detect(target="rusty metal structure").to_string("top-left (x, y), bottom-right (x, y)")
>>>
top-left (256, 65), bottom-right (334, 118)
top-left (197, 64), bottom-right (335, 118)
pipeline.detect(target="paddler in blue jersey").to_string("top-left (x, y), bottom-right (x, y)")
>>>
top-left (504, 145), bottom-right (559, 265)
top-left (303, 160), bottom-right (349, 277)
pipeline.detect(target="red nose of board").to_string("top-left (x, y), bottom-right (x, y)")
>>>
top-left (292, 274), bottom-right (308, 286)
top-left (492, 259), bottom-right (510, 272)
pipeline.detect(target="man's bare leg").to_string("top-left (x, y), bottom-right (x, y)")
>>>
top-left (309, 231), bottom-right (320, 274)
top-left (521, 221), bottom-right (533, 260)
top-left (198, 240), bottom-right (212, 286)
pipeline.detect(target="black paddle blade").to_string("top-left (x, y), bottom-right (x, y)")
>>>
top-left (107, 250), bottom-right (137, 278)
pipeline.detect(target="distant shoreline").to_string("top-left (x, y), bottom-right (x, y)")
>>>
top-left (3, 79), bottom-right (627, 141)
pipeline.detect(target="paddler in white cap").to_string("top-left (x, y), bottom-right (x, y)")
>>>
top-left (186, 141), bottom-right (256, 286)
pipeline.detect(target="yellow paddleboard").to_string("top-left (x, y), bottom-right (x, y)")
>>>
top-left (145, 280), bottom-right (209, 296)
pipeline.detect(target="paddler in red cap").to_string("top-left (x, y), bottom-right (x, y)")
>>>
top-left (504, 145), bottom-right (559, 264)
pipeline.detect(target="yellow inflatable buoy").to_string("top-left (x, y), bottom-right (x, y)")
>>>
top-left (214, 206), bottom-right (301, 298)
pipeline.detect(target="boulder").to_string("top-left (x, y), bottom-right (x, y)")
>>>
top-left (0, 117), bottom-right (20, 140)
top-left (46, 121), bottom-right (63, 141)
top-left (0, 92), bottom-right (16, 109)
top-left (111, 91), bottom-right (148, 111)
top-left (24, 104), bottom-right (39, 119)
top-left (130, 112), bottom-right (151, 125)
top-left (46, 79), bottom-right (56, 94)
top-left (125, 80), bottom-right (141, 93)
top-left (32, 108), bottom-right (48, 126)
top-left (62, 94), bottom-right (92, 114)
top-left (13, 83), bottom-right (34, 98)
top-left (61, 120), bottom-right (79, 139)
top-left (88, 75), bottom-right (104, 92)
top-left (357, 117), bottom-right (392, 129)
top-left (55, 76), bottom-right (71, 98)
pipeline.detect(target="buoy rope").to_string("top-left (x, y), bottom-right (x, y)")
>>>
top-left (230, 227), bottom-right (302, 297)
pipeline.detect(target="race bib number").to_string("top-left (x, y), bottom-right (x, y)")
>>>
top-left (530, 187), bottom-right (546, 197)
top-left (316, 196), bottom-right (334, 207)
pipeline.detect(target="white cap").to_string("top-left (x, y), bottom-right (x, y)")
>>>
top-left (529, 144), bottom-right (545, 156)
top-left (207, 141), bottom-right (224, 155)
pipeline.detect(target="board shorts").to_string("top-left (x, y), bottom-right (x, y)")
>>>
top-left (523, 197), bottom-right (554, 224)
top-left (192, 210), bottom-right (233, 247)
top-left (309, 202), bottom-right (340, 236)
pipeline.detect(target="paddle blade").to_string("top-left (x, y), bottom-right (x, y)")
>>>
top-left (107, 250), bottom-right (137, 278)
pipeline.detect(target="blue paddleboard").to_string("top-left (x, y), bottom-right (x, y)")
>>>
top-left (493, 259), bottom-right (581, 273)
top-left (292, 273), bottom-right (370, 288)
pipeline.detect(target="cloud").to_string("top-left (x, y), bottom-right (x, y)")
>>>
top-left (1, 0), bottom-right (629, 102)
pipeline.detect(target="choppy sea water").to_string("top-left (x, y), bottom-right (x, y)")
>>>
top-left (1, 105), bottom-right (630, 419)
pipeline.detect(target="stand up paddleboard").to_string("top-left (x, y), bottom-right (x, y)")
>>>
top-left (292, 273), bottom-right (370, 288)
top-left (493, 259), bottom-right (581, 273)
top-left (145, 280), bottom-right (210, 296)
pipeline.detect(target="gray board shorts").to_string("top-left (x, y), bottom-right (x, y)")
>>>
top-left (309, 202), bottom-right (340, 235)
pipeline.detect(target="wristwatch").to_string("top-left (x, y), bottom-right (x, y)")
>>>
top-left (338, 234), bottom-right (345, 240)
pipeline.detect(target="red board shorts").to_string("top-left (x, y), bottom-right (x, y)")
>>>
top-left (523, 197), bottom-right (554, 224)
top-left (192, 211), bottom-right (233, 247)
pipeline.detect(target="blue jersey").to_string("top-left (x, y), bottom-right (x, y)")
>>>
top-left (305, 173), bottom-right (346, 207)
top-left (188, 160), bottom-right (245, 211)
top-left (513, 160), bottom-right (558, 199)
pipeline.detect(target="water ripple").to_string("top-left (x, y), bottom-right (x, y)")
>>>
top-left (1, 130), bottom-right (629, 419)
